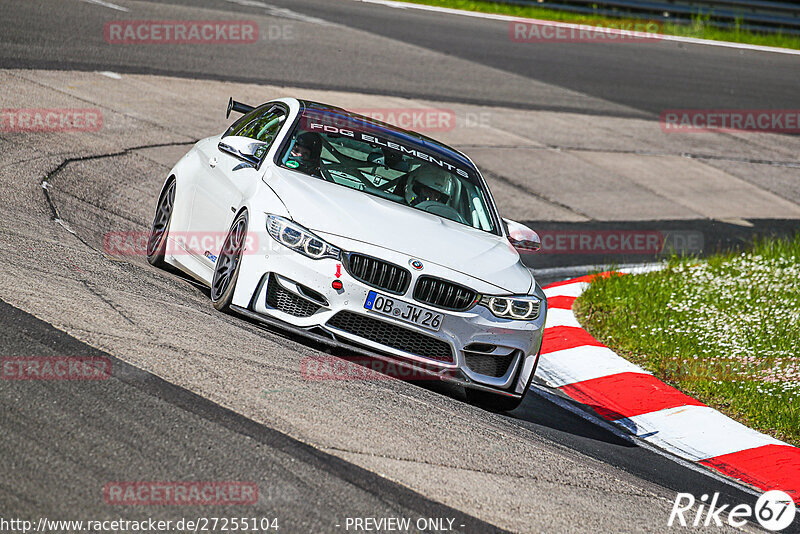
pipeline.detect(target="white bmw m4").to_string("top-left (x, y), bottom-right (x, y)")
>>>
top-left (147, 98), bottom-right (547, 411)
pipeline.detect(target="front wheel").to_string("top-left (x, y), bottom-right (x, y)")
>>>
top-left (465, 388), bottom-right (525, 412)
top-left (211, 211), bottom-right (249, 312)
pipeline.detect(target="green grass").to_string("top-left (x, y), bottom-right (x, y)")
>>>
top-left (574, 235), bottom-right (800, 445)
top-left (396, 0), bottom-right (800, 50)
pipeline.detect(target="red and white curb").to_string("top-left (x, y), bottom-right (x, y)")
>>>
top-left (537, 273), bottom-right (800, 504)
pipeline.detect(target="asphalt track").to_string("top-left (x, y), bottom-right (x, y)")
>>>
top-left (3, 0), bottom-right (799, 116)
top-left (1, 0), bottom-right (799, 532)
top-left (0, 299), bottom-right (504, 533)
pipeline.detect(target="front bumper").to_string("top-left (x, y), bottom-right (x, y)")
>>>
top-left (231, 229), bottom-right (546, 397)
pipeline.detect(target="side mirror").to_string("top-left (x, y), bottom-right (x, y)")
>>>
top-left (218, 136), bottom-right (268, 166)
top-left (504, 218), bottom-right (541, 253)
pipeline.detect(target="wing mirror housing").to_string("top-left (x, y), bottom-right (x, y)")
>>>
top-left (504, 218), bottom-right (541, 253)
top-left (218, 136), bottom-right (268, 167)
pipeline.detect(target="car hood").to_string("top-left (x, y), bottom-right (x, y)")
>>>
top-left (264, 168), bottom-right (532, 294)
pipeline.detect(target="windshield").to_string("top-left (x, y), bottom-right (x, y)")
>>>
top-left (277, 108), bottom-right (498, 234)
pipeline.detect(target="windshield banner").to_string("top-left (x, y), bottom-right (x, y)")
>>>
top-left (299, 113), bottom-right (469, 178)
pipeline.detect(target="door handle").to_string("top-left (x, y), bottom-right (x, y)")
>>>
top-left (209, 156), bottom-right (218, 168)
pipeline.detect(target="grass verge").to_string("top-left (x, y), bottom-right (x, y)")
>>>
top-left (393, 0), bottom-right (800, 50)
top-left (574, 235), bottom-right (800, 446)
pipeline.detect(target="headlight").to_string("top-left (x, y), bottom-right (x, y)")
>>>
top-left (479, 295), bottom-right (542, 320)
top-left (267, 215), bottom-right (341, 260)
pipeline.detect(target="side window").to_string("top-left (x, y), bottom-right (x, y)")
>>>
top-left (224, 105), bottom-right (264, 137)
top-left (224, 105), bottom-right (288, 148)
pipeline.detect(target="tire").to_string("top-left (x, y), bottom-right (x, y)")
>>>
top-left (465, 388), bottom-right (525, 412)
top-left (211, 210), bottom-right (249, 312)
top-left (147, 179), bottom-right (176, 268)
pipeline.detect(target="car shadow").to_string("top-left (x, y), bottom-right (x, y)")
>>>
top-left (509, 386), bottom-right (635, 447)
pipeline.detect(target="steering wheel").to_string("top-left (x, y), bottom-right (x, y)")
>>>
top-left (414, 201), bottom-right (468, 224)
top-left (318, 138), bottom-right (378, 189)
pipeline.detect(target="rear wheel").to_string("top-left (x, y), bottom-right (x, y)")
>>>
top-left (211, 211), bottom-right (249, 312)
top-left (147, 179), bottom-right (176, 268)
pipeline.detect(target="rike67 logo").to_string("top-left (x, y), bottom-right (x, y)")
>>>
top-left (669, 490), bottom-right (796, 531)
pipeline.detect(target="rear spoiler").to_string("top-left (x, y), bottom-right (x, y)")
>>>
top-left (226, 97), bottom-right (255, 119)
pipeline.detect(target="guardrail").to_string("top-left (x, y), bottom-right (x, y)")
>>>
top-left (500, 0), bottom-right (800, 35)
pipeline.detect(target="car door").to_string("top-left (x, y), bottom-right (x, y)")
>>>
top-left (187, 104), bottom-right (288, 269)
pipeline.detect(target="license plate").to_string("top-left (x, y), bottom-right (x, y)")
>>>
top-left (364, 291), bottom-right (443, 332)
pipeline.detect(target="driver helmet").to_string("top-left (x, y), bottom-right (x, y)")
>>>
top-left (405, 166), bottom-right (455, 207)
top-left (288, 132), bottom-right (322, 173)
